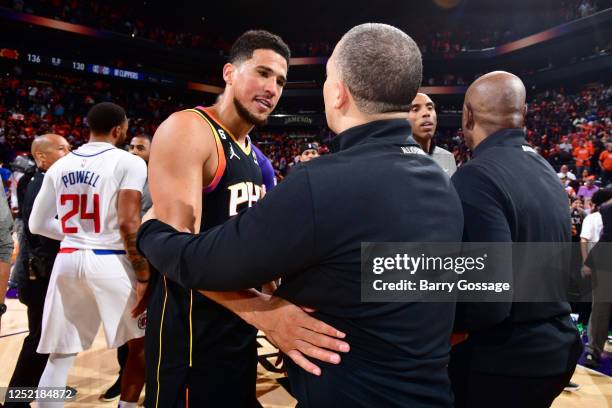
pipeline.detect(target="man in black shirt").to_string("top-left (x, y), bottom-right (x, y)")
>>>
top-left (5, 134), bottom-right (70, 407)
top-left (138, 23), bottom-right (464, 408)
top-left (449, 71), bottom-right (582, 408)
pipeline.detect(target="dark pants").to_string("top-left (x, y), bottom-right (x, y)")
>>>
top-left (449, 361), bottom-right (575, 408)
top-left (5, 279), bottom-right (50, 408)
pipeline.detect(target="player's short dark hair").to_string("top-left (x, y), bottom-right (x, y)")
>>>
top-left (335, 23), bottom-right (422, 114)
top-left (87, 102), bottom-right (127, 135)
top-left (132, 133), bottom-right (152, 142)
top-left (229, 30), bottom-right (291, 66)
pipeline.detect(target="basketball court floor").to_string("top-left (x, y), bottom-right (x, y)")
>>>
top-left (1, 298), bottom-right (611, 407)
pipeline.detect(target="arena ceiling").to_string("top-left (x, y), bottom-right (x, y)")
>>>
top-left (143, 0), bottom-right (566, 40)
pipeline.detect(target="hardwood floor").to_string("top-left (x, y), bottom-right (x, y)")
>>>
top-left (1, 298), bottom-right (610, 407)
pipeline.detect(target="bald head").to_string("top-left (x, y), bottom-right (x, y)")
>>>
top-left (32, 134), bottom-right (70, 170)
top-left (462, 71), bottom-right (527, 149)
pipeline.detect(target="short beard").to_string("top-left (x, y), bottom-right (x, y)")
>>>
top-left (233, 97), bottom-right (268, 127)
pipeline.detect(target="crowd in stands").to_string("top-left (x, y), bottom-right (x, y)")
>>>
top-left (526, 84), bottom-right (611, 175)
top-left (252, 129), bottom-right (331, 180)
top-left (0, 69), bottom-right (609, 187)
top-left (525, 83), bottom-right (611, 240)
top-left (3, 0), bottom-right (606, 58)
top-left (0, 75), bottom-right (205, 156)
top-left (408, 0), bottom-right (601, 59)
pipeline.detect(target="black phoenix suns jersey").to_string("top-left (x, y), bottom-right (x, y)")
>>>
top-left (186, 107), bottom-right (264, 230)
top-left (145, 106), bottom-right (264, 408)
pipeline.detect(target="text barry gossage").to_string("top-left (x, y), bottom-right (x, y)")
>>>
top-left (370, 253), bottom-right (511, 293)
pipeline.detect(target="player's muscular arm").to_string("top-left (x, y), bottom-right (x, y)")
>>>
top-left (118, 190), bottom-right (148, 281)
top-left (148, 111), bottom-right (210, 232)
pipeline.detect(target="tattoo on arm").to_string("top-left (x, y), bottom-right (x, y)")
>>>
top-left (124, 232), bottom-right (149, 280)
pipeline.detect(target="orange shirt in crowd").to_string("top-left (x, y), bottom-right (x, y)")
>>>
top-left (600, 151), bottom-right (612, 171)
top-left (573, 147), bottom-right (591, 167)
top-left (585, 140), bottom-right (595, 155)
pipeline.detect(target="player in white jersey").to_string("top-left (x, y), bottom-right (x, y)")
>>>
top-left (29, 102), bottom-right (148, 408)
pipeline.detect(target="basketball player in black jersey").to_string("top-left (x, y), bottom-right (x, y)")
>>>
top-left (145, 30), bottom-right (349, 407)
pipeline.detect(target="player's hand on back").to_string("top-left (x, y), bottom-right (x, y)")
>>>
top-left (253, 296), bottom-right (350, 376)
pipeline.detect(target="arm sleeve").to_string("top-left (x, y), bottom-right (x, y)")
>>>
top-left (117, 154), bottom-right (147, 192)
top-left (451, 164), bottom-right (513, 331)
top-left (137, 165), bottom-right (316, 290)
top-left (29, 170), bottom-right (64, 241)
top-left (260, 157), bottom-right (277, 192)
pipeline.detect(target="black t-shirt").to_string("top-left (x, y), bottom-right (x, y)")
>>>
top-left (570, 208), bottom-right (585, 240)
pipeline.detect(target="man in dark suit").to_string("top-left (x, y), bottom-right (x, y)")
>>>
top-left (449, 71), bottom-right (582, 408)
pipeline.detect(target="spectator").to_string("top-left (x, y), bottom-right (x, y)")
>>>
top-left (577, 175), bottom-right (599, 200)
top-left (570, 199), bottom-right (586, 239)
top-left (573, 140), bottom-right (592, 176)
top-left (599, 142), bottom-right (612, 187)
top-left (562, 175), bottom-right (577, 199)
top-left (558, 164), bottom-right (577, 181)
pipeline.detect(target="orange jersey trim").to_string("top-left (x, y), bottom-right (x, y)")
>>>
top-left (183, 108), bottom-right (226, 194)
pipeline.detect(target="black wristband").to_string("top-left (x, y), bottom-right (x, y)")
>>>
top-left (136, 277), bottom-right (150, 283)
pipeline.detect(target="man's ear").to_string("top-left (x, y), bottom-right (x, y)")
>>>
top-left (464, 103), bottom-right (475, 131)
top-left (112, 125), bottom-right (122, 140)
top-left (222, 63), bottom-right (235, 86)
top-left (34, 151), bottom-right (45, 167)
top-left (336, 80), bottom-right (349, 111)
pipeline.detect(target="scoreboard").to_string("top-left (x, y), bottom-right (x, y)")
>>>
top-left (25, 51), bottom-right (148, 81)
top-left (2, 48), bottom-right (178, 86)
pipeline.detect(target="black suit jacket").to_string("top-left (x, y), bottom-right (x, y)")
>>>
top-left (451, 128), bottom-right (582, 376)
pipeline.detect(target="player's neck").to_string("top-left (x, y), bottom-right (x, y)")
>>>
top-left (208, 101), bottom-right (253, 146)
top-left (88, 136), bottom-right (115, 145)
top-left (412, 134), bottom-right (431, 152)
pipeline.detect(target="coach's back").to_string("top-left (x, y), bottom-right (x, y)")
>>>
top-left (275, 119), bottom-right (464, 408)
